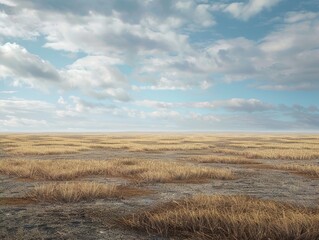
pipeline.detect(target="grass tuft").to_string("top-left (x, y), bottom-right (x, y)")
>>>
top-left (122, 195), bottom-right (319, 240)
top-left (28, 182), bottom-right (150, 203)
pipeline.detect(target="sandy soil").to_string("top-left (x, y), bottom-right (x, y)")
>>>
top-left (1, 148), bottom-right (319, 239)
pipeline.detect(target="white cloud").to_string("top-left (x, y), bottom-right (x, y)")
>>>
top-left (135, 98), bottom-right (273, 112)
top-left (213, 98), bottom-right (273, 112)
top-left (41, 11), bottom-right (190, 56)
top-left (0, 42), bottom-right (61, 89)
top-left (0, 98), bottom-right (52, 130)
top-left (135, 100), bottom-right (176, 109)
top-left (0, 90), bottom-right (16, 94)
top-left (0, 98), bottom-right (54, 114)
top-left (0, 9), bottom-right (41, 39)
top-left (57, 96), bottom-right (66, 105)
top-left (0, 115), bottom-right (47, 127)
top-left (63, 56), bottom-right (130, 101)
top-left (183, 98), bottom-right (272, 112)
top-left (190, 112), bottom-right (220, 122)
top-left (0, 0), bottom-right (16, 7)
top-left (1, 96), bottom-right (318, 131)
top-left (224, 0), bottom-right (281, 21)
top-left (159, 11), bottom-right (319, 90)
top-left (284, 11), bottom-right (319, 23)
top-left (0, 43), bottom-right (130, 101)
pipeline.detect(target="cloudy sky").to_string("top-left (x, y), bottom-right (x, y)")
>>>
top-left (0, 0), bottom-right (318, 132)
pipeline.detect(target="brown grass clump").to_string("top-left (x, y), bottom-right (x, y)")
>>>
top-left (242, 149), bottom-right (319, 160)
top-left (187, 155), bottom-right (257, 164)
top-left (136, 161), bottom-right (233, 183)
top-left (122, 195), bottom-right (319, 240)
top-left (0, 159), bottom-right (234, 183)
top-left (28, 182), bottom-right (148, 203)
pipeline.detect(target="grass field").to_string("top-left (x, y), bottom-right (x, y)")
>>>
top-left (1, 133), bottom-right (319, 239)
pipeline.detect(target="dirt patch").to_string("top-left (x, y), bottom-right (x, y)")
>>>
top-left (0, 197), bottom-right (36, 206)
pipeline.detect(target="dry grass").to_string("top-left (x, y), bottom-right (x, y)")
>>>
top-left (0, 159), bottom-right (234, 183)
top-left (136, 161), bottom-right (233, 182)
top-left (0, 134), bottom-right (213, 155)
top-left (241, 149), bottom-right (319, 160)
top-left (186, 155), bottom-right (257, 164)
top-left (273, 164), bottom-right (319, 178)
top-left (1, 134), bottom-right (319, 159)
top-left (211, 148), bottom-right (319, 160)
top-left (28, 182), bottom-right (149, 203)
top-left (122, 195), bottom-right (319, 240)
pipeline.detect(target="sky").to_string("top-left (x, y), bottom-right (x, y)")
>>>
top-left (0, 0), bottom-right (318, 132)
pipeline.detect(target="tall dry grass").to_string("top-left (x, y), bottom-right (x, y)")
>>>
top-left (0, 159), bottom-right (234, 183)
top-left (28, 182), bottom-right (150, 203)
top-left (186, 155), bottom-right (257, 164)
top-left (29, 182), bottom-right (118, 203)
top-left (122, 195), bottom-right (319, 240)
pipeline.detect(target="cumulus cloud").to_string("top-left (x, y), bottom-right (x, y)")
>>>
top-left (148, 10), bottom-right (319, 90)
top-left (0, 0), bottom-right (215, 56)
top-left (63, 56), bottom-right (130, 101)
top-left (0, 43), bottom-right (130, 100)
top-left (1, 1), bottom-right (316, 92)
top-left (0, 8), bottom-right (41, 39)
top-left (0, 1), bottom-right (318, 132)
top-left (0, 43), bottom-right (61, 88)
top-left (40, 12), bottom-right (190, 56)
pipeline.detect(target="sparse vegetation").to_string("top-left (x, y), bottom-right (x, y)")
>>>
top-left (273, 164), bottom-right (319, 178)
top-left (28, 182), bottom-right (148, 203)
top-left (122, 195), bottom-right (319, 240)
top-left (187, 155), bottom-right (257, 164)
top-left (1, 134), bottom-right (319, 160)
top-left (0, 158), bottom-right (234, 182)
top-left (1, 133), bottom-right (319, 239)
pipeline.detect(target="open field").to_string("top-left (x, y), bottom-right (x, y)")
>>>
top-left (1, 133), bottom-right (319, 239)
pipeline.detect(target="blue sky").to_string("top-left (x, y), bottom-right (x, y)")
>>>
top-left (0, 0), bottom-right (318, 132)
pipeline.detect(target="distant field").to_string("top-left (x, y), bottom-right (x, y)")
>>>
top-left (1, 134), bottom-right (319, 239)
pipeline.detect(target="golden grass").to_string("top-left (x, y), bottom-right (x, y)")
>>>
top-left (3, 145), bottom-right (91, 155)
top-left (241, 149), bottom-right (319, 160)
top-left (273, 164), bottom-right (319, 178)
top-left (211, 148), bottom-right (319, 160)
top-left (0, 134), bottom-right (212, 155)
top-left (1, 134), bottom-right (319, 160)
top-left (122, 195), bottom-right (319, 240)
top-left (0, 159), bottom-right (234, 182)
top-left (28, 182), bottom-right (148, 203)
top-left (186, 155), bottom-right (257, 164)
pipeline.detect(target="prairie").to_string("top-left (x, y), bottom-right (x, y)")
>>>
top-left (1, 133), bottom-right (319, 239)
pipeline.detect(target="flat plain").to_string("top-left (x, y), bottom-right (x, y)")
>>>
top-left (0, 133), bottom-right (319, 239)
